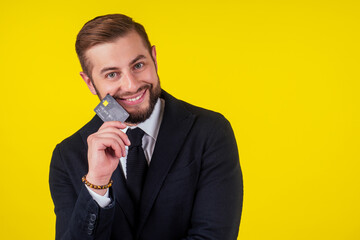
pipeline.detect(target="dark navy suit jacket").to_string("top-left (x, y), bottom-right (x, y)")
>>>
top-left (49, 91), bottom-right (243, 240)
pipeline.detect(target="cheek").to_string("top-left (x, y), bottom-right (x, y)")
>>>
top-left (142, 69), bottom-right (158, 84)
top-left (95, 81), bottom-right (120, 97)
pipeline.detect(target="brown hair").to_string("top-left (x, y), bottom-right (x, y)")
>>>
top-left (75, 14), bottom-right (152, 77)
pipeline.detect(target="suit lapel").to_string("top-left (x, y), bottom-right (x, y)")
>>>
top-left (136, 92), bottom-right (195, 237)
top-left (111, 165), bottom-right (136, 229)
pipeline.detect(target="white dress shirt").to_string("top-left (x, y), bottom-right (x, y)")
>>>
top-left (86, 98), bottom-right (165, 207)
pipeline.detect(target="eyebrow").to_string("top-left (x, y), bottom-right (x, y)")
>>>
top-left (99, 55), bottom-right (147, 75)
top-left (130, 55), bottom-right (146, 65)
top-left (100, 67), bottom-right (119, 75)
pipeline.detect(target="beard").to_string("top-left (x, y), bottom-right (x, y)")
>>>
top-left (124, 81), bottom-right (161, 124)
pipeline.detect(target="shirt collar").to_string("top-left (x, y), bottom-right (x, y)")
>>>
top-left (127, 98), bottom-right (164, 141)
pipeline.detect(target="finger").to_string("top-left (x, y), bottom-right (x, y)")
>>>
top-left (96, 127), bottom-right (130, 146)
top-left (97, 136), bottom-right (125, 158)
top-left (99, 121), bottom-right (127, 130)
top-left (89, 133), bottom-right (127, 157)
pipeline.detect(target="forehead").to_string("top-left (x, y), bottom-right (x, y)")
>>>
top-left (85, 31), bottom-right (150, 72)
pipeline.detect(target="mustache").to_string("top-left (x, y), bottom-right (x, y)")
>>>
top-left (113, 85), bottom-right (151, 99)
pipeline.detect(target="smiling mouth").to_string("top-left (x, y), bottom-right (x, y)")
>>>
top-left (117, 87), bottom-right (148, 105)
top-left (124, 93), bottom-right (144, 102)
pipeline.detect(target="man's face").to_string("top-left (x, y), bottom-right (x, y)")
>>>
top-left (80, 31), bottom-right (161, 124)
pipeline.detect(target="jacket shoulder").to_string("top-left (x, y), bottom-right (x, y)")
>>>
top-left (162, 90), bottom-right (229, 128)
top-left (178, 98), bottom-right (231, 130)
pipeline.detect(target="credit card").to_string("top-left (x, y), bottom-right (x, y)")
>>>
top-left (94, 94), bottom-right (129, 122)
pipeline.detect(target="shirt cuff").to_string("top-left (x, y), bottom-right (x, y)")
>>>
top-left (85, 185), bottom-right (111, 208)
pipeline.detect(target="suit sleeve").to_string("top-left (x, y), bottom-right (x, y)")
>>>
top-left (183, 116), bottom-right (243, 240)
top-left (49, 144), bottom-right (116, 240)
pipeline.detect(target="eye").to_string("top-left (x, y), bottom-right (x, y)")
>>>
top-left (106, 72), bottom-right (118, 79)
top-left (133, 62), bottom-right (144, 70)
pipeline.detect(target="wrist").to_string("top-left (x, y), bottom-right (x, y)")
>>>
top-left (86, 172), bottom-right (112, 186)
top-left (82, 174), bottom-right (113, 197)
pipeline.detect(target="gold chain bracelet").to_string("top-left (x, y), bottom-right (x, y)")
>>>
top-left (82, 175), bottom-right (113, 189)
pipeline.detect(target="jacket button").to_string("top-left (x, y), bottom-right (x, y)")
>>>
top-left (87, 229), bottom-right (93, 235)
top-left (88, 224), bottom-right (94, 230)
top-left (90, 213), bottom-right (97, 222)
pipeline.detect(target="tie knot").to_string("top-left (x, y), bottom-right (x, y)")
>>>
top-left (127, 128), bottom-right (145, 147)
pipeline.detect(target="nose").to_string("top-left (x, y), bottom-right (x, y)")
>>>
top-left (120, 71), bottom-right (140, 93)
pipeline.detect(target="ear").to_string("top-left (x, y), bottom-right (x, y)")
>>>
top-left (151, 45), bottom-right (158, 70)
top-left (80, 72), bottom-right (97, 95)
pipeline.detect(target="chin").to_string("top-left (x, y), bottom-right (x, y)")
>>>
top-left (126, 102), bottom-right (152, 124)
top-left (126, 81), bottom-right (161, 124)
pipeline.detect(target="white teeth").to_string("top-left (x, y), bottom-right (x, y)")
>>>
top-left (126, 94), bottom-right (142, 102)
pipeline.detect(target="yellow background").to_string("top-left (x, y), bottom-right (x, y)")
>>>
top-left (1, 0), bottom-right (359, 239)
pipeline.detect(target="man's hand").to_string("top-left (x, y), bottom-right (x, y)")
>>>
top-left (86, 121), bottom-right (130, 195)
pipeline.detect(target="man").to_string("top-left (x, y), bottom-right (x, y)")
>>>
top-left (49, 14), bottom-right (243, 240)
